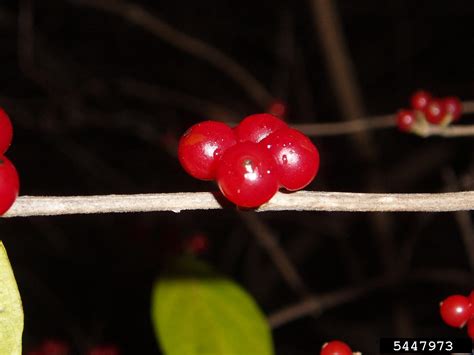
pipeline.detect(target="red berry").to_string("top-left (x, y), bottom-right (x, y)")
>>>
top-left (396, 110), bottom-right (416, 132)
top-left (440, 295), bottom-right (471, 328)
top-left (234, 113), bottom-right (287, 143)
top-left (261, 128), bottom-right (319, 191)
top-left (424, 99), bottom-right (446, 124)
top-left (320, 340), bottom-right (353, 355)
top-left (178, 121), bottom-right (236, 180)
top-left (185, 233), bottom-right (209, 254)
top-left (411, 90), bottom-right (432, 110)
top-left (443, 96), bottom-right (462, 121)
top-left (88, 345), bottom-right (120, 355)
top-left (0, 108), bottom-right (13, 154)
top-left (467, 318), bottom-right (474, 339)
top-left (267, 100), bottom-right (287, 118)
top-left (41, 340), bottom-right (69, 355)
top-left (216, 142), bottom-right (279, 207)
top-left (0, 156), bottom-right (19, 215)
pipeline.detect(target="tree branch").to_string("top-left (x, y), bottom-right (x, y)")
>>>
top-left (3, 190), bottom-right (474, 217)
top-left (291, 100), bottom-right (474, 137)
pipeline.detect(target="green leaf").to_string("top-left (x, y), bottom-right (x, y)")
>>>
top-left (151, 257), bottom-right (274, 355)
top-left (0, 241), bottom-right (23, 355)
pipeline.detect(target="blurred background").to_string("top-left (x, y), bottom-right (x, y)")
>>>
top-left (0, 0), bottom-right (473, 353)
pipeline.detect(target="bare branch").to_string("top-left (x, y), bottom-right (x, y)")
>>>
top-left (2, 190), bottom-right (474, 217)
top-left (291, 100), bottom-right (474, 137)
top-left (267, 268), bottom-right (473, 328)
top-left (238, 212), bottom-right (309, 296)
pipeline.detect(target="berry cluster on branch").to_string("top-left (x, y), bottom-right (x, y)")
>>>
top-left (397, 90), bottom-right (464, 135)
top-left (178, 113), bottom-right (320, 207)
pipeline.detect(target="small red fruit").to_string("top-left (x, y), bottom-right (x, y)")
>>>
top-left (440, 295), bottom-right (471, 328)
top-left (320, 340), bottom-right (353, 355)
top-left (216, 142), bottom-right (279, 207)
top-left (411, 90), bottom-right (432, 110)
top-left (234, 113), bottom-right (287, 143)
top-left (185, 233), bottom-right (209, 254)
top-left (0, 108), bottom-right (13, 154)
top-left (178, 121), bottom-right (236, 180)
top-left (467, 318), bottom-right (474, 339)
top-left (443, 97), bottom-right (462, 121)
top-left (396, 110), bottom-right (416, 132)
top-left (0, 156), bottom-right (19, 215)
top-left (41, 339), bottom-right (70, 355)
top-left (88, 345), bottom-right (120, 355)
top-left (261, 127), bottom-right (319, 191)
top-left (267, 100), bottom-right (287, 118)
top-left (424, 99), bottom-right (446, 124)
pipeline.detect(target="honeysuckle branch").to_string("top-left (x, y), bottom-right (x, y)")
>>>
top-left (69, 0), bottom-right (273, 108)
top-left (292, 100), bottom-right (474, 137)
top-left (238, 212), bottom-right (309, 296)
top-left (3, 190), bottom-right (474, 218)
top-left (267, 268), bottom-right (473, 328)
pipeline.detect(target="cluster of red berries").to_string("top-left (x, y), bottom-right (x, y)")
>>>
top-left (27, 339), bottom-right (120, 355)
top-left (0, 108), bottom-right (19, 215)
top-left (439, 290), bottom-right (474, 338)
top-left (320, 340), bottom-right (355, 355)
top-left (396, 90), bottom-right (463, 133)
top-left (178, 113), bottom-right (320, 208)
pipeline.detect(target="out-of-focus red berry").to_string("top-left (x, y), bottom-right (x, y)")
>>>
top-left (41, 339), bottom-right (70, 355)
top-left (424, 99), bottom-right (446, 124)
top-left (396, 110), bottom-right (416, 132)
top-left (411, 90), bottom-right (432, 110)
top-left (185, 233), bottom-right (209, 254)
top-left (88, 345), bottom-right (120, 355)
top-left (443, 97), bottom-right (463, 121)
top-left (267, 100), bottom-right (287, 118)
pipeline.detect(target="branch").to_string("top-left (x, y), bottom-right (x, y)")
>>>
top-left (3, 190), bottom-right (474, 217)
top-left (291, 100), bottom-right (474, 137)
top-left (267, 268), bottom-right (473, 328)
top-left (69, 0), bottom-right (273, 108)
top-left (238, 212), bottom-right (309, 296)
top-left (268, 277), bottom-right (389, 328)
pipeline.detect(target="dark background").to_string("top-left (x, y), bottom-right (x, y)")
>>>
top-left (0, 0), bottom-right (473, 354)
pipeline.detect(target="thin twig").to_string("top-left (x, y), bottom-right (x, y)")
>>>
top-left (292, 114), bottom-right (395, 136)
top-left (309, 0), bottom-right (374, 158)
top-left (268, 277), bottom-right (390, 328)
top-left (291, 101), bottom-right (474, 136)
top-left (69, 0), bottom-right (273, 108)
top-left (3, 190), bottom-right (474, 217)
top-left (238, 212), bottom-right (309, 296)
top-left (267, 268), bottom-right (473, 328)
top-left (115, 78), bottom-right (241, 121)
